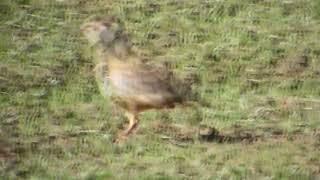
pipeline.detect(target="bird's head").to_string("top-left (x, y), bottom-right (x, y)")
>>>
top-left (80, 16), bottom-right (124, 47)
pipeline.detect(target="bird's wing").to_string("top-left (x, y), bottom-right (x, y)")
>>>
top-left (109, 66), bottom-right (176, 97)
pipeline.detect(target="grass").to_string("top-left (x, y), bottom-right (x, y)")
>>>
top-left (1, 0), bottom-right (320, 179)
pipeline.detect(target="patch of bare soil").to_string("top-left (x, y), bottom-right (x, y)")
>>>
top-left (0, 66), bottom-right (24, 92)
top-left (198, 125), bottom-right (260, 143)
top-left (276, 53), bottom-right (309, 76)
top-left (0, 138), bottom-right (19, 177)
top-left (0, 140), bottom-right (15, 161)
top-left (151, 121), bottom-right (260, 145)
top-left (151, 121), bottom-right (320, 146)
top-left (151, 121), bottom-right (194, 142)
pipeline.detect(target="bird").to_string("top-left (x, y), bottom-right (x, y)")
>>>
top-left (80, 16), bottom-right (192, 141)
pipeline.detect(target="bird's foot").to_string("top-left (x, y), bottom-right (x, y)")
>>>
top-left (114, 133), bottom-right (129, 144)
top-left (113, 124), bottom-right (139, 144)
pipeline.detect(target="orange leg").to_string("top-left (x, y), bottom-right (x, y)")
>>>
top-left (122, 112), bottom-right (139, 136)
top-left (114, 112), bottom-right (139, 143)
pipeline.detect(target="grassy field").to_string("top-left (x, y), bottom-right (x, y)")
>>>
top-left (1, 0), bottom-right (320, 179)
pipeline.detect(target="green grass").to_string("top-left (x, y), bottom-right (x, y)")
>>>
top-left (1, 0), bottom-right (320, 179)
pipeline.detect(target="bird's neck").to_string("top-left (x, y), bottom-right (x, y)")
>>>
top-left (93, 40), bottom-right (142, 69)
top-left (94, 39), bottom-right (131, 59)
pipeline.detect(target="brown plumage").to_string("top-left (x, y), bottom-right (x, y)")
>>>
top-left (81, 17), bottom-right (188, 140)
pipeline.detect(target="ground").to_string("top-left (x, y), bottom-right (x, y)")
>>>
top-left (0, 0), bottom-right (320, 179)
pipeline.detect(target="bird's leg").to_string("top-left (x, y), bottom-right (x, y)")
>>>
top-left (114, 112), bottom-right (139, 143)
top-left (122, 112), bottom-right (138, 136)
